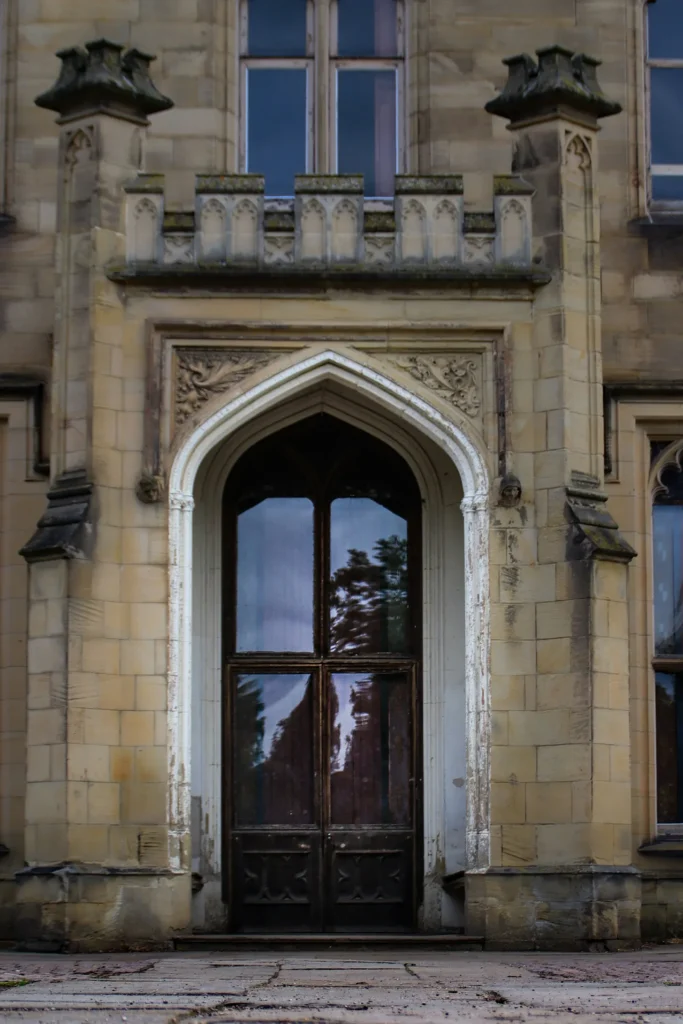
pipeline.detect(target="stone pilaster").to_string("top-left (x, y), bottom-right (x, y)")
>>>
top-left (17, 42), bottom-right (182, 951)
top-left (470, 47), bottom-right (639, 949)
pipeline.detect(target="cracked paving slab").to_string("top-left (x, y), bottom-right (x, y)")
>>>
top-left (0, 950), bottom-right (681, 1024)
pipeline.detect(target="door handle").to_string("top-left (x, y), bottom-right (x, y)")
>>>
top-left (297, 842), bottom-right (310, 850)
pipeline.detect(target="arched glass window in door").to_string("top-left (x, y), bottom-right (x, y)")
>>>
top-left (223, 413), bottom-right (421, 932)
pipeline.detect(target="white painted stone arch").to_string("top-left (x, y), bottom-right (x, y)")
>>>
top-left (167, 349), bottom-right (491, 931)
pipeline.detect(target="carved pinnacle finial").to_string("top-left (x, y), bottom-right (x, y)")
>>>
top-left (35, 38), bottom-right (173, 122)
top-left (485, 45), bottom-right (622, 127)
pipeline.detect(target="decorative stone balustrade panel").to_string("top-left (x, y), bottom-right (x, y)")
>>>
top-left (122, 173), bottom-right (535, 273)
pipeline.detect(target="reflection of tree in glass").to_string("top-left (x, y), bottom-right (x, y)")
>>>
top-left (329, 673), bottom-right (410, 826)
top-left (656, 674), bottom-right (680, 823)
top-left (236, 676), bottom-right (313, 825)
top-left (235, 677), bottom-right (266, 823)
top-left (329, 535), bottom-right (409, 653)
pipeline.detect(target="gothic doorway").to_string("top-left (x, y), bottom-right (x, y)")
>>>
top-left (222, 413), bottom-right (422, 932)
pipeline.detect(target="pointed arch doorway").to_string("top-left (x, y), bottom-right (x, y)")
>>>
top-left (223, 413), bottom-right (422, 932)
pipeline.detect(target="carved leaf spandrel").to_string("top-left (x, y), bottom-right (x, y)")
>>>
top-left (175, 348), bottom-right (279, 426)
top-left (387, 355), bottom-right (481, 418)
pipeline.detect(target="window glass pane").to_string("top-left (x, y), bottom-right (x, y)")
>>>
top-left (329, 497), bottom-right (409, 654)
top-left (648, 0), bottom-right (683, 60)
top-left (652, 175), bottom-right (683, 202)
top-left (248, 0), bottom-right (308, 56)
top-left (338, 0), bottom-right (398, 57)
top-left (651, 68), bottom-right (683, 167)
top-left (247, 68), bottom-right (307, 196)
top-left (330, 672), bottom-right (411, 826)
top-left (234, 673), bottom-right (314, 825)
top-left (337, 70), bottom-right (396, 197)
top-left (237, 497), bottom-right (314, 651)
top-left (653, 505), bottom-right (683, 657)
top-left (656, 672), bottom-right (683, 824)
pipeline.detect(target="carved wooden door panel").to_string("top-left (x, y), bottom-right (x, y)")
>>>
top-left (223, 415), bottom-right (421, 933)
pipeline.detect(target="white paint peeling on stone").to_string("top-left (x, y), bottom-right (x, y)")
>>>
top-left (167, 349), bottom-right (491, 919)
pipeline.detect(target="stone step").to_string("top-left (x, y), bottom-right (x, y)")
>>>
top-left (173, 933), bottom-right (485, 952)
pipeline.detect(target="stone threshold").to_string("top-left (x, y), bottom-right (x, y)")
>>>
top-left (174, 933), bottom-right (484, 951)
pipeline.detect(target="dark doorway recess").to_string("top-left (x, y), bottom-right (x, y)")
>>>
top-left (222, 413), bottom-right (423, 932)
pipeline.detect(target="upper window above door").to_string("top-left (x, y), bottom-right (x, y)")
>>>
top-left (646, 0), bottom-right (683, 205)
top-left (240, 0), bottom-right (404, 198)
top-left (224, 414), bottom-right (421, 658)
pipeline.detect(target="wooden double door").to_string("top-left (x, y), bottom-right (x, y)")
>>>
top-left (223, 414), bottom-right (422, 932)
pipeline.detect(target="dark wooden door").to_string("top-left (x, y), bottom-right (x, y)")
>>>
top-left (223, 415), bottom-right (421, 932)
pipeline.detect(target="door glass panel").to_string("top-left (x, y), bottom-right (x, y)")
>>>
top-left (337, 70), bottom-right (397, 197)
top-left (329, 497), bottom-right (409, 653)
top-left (237, 497), bottom-right (314, 652)
top-left (329, 672), bottom-right (410, 826)
top-left (234, 673), bottom-right (314, 825)
top-left (247, 68), bottom-right (308, 196)
top-left (337, 0), bottom-right (398, 57)
top-left (248, 0), bottom-right (308, 56)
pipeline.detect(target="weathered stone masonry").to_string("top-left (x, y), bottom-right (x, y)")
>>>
top-left (0, 2), bottom-right (682, 951)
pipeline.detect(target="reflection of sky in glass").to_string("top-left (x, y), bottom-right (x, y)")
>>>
top-left (337, 70), bottom-right (396, 197)
top-left (649, 0), bottom-right (683, 60)
top-left (330, 673), bottom-right (369, 773)
top-left (237, 498), bottom-right (314, 651)
top-left (247, 69), bottom-right (307, 196)
top-left (248, 0), bottom-right (307, 56)
top-left (240, 673), bottom-right (311, 764)
top-left (338, 0), bottom-right (397, 57)
top-left (653, 506), bottom-right (683, 655)
top-left (651, 69), bottom-right (683, 166)
top-left (330, 498), bottom-right (406, 574)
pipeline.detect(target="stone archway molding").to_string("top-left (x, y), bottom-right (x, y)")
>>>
top-left (166, 348), bottom-right (492, 897)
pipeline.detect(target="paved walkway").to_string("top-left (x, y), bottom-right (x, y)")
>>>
top-left (0, 948), bottom-right (681, 1023)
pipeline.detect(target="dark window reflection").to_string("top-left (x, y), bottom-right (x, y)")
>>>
top-left (653, 505), bottom-right (683, 656)
top-left (650, 68), bottom-right (683, 167)
top-left (338, 0), bottom-right (398, 57)
top-left (248, 0), bottom-right (308, 56)
top-left (247, 68), bottom-right (307, 195)
top-left (337, 70), bottom-right (396, 197)
top-left (234, 673), bottom-right (314, 825)
top-left (648, 0), bottom-right (683, 60)
top-left (237, 497), bottom-right (314, 652)
top-left (656, 672), bottom-right (683, 824)
top-left (330, 673), bottom-right (410, 826)
top-left (329, 498), bottom-right (409, 654)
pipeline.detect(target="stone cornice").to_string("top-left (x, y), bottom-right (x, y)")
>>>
top-left (35, 38), bottom-right (173, 123)
top-left (107, 262), bottom-right (551, 292)
top-left (486, 46), bottom-right (622, 128)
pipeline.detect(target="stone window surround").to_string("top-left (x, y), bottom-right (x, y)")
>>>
top-left (236, 0), bottom-right (407, 190)
top-left (166, 347), bottom-right (491, 932)
top-left (605, 396), bottom-right (683, 842)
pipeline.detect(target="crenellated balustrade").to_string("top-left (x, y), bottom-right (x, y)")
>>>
top-left (123, 173), bottom-right (534, 273)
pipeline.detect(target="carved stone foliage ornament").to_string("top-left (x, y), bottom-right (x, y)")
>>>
top-left (387, 355), bottom-right (481, 418)
top-left (175, 348), bottom-right (279, 426)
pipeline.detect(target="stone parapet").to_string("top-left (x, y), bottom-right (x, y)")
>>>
top-left (123, 173), bottom-right (534, 273)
